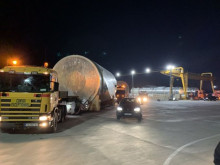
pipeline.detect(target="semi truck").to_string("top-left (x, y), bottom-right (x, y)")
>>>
top-left (0, 66), bottom-right (66, 132)
top-left (116, 81), bottom-right (129, 103)
top-left (0, 55), bottom-right (117, 132)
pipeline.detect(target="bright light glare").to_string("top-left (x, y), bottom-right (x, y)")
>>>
top-left (131, 70), bottom-right (135, 75)
top-left (166, 65), bottom-right (175, 70)
top-left (39, 116), bottom-right (48, 121)
top-left (24, 79), bottom-right (30, 83)
top-left (143, 97), bottom-right (147, 102)
top-left (145, 68), bottom-right (151, 73)
top-left (214, 85), bottom-right (217, 89)
top-left (40, 122), bottom-right (47, 127)
top-left (134, 107), bottom-right (140, 112)
top-left (117, 107), bottom-right (123, 111)
top-left (116, 72), bottom-right (120, 77)
top-left (12, 60), bottom-right (17, 65)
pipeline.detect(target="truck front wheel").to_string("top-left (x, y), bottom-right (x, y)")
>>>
top-left (49, 113), bottom-right (58, 133)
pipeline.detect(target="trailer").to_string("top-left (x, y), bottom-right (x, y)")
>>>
top-left (53, 55), bottom-right (117, 111)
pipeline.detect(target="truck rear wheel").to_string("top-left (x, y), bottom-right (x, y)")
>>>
top-left (58, 106), bottom-right (66, 123)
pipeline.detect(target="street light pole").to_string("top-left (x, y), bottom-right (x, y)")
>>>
top-left (169, 69), bottom-right (173, 100)
top-left (131, 70), bottom-right (135, 96)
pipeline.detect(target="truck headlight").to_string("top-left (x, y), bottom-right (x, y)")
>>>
top-left (137, 97), bottom-right (141, 102)
top-left (134, 107), bottom-right (141, 112)
top-left (0, 116), bottom-right (1, 121)
top-left (143, 97), bottom-right (147, 102)
top-left (39, 116), bottom-right (48, 121)
top-left (117, 107), bottom-right (123, 111)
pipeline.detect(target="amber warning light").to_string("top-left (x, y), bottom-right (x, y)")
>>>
top-left (12, 60), bottom-right (17, 65)
top-left (44, 62), bottom-right (49, 68)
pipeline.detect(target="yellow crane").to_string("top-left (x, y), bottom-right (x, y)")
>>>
top-left (160, 67), bottom-right (215, 100)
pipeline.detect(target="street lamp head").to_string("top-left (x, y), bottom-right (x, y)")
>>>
top-left (116, 72), bottom-right (120, 77)
top-left (145, 68), bottom-right (151, 73)
top-left (166, 65), bottom-right (175, 70)
top-left (131, 70), bottom-right (135, 75)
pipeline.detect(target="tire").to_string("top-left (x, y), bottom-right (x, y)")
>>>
top-left (57, 109), bottom-right (62, 123)
top-left (49, 112), bottom-right (58, 133)
top-left (117, 115), bottom-right (121, 120)
top-left (1, 128), bottom-right (8, 133)
top-left (137, 115), bottom-right (142, 122)
top-left (58, 106), bottom-right (66, 123)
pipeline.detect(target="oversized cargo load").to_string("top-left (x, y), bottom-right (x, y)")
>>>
top-left (53, 55), bottom-right (117, 111)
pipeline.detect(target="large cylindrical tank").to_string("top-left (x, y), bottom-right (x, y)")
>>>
top-left (53, 55), bottom-right (117, 110)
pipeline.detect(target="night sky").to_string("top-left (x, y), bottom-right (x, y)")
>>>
top-left (0, 0), bottom-right (220, 90)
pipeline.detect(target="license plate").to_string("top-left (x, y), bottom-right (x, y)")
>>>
top-left (24, 123), bottom-right (38, 127)
top-left (124, 113), bottom-right (132, 116)
top-left (11, 99), bottom-right (31, 107)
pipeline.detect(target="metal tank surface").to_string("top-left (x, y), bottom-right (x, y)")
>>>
top-left (53, 55), bottom-right (117, 111)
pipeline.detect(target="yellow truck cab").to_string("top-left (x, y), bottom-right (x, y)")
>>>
top-left (0, 66), bottom-right (66, 132)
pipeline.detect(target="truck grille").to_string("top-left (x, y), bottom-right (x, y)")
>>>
top-left (0, 98), bottom-right (41, 121)
top-left (1, 108), bottom-right (40, 111)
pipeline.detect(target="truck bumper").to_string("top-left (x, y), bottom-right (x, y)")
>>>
top-left (0, 121), bottom-right (51, 130)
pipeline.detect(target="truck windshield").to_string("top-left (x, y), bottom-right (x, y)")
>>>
top-left (0, 73), bottom-right (50, 93)
top-left (116, 90), bottom-right (125, 95)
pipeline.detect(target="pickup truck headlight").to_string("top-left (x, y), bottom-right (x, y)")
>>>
top-left (117, 107), bottom-right (123, 111)
top-left (134, 107), bottom-right (141, 112)
top-left (0, 116), bottom-right (1, 121)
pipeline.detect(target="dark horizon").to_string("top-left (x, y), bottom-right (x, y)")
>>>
top-left (0, 0), bottom-right (219, 90)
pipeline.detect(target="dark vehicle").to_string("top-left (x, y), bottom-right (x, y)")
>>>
top-left (204, 94), bottom-right (217, 101)
top-left (116, 98), bottom-right (142, 122)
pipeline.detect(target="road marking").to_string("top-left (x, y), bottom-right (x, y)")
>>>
top-left (163, 133), bottom-right (220, 165)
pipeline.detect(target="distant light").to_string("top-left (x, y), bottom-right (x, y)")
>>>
top-left (116, 72), bottom-right (120, 77)
top-left (145, 68), bottom-right (151, 73)
top-left (131, 70), bottom-right (135, 75)
top-left (166, 65), bottom-right (175, 70)
top-left (214, 85), bottom-right (217, 89)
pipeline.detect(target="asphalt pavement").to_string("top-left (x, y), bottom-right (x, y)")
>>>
top-left (0, 100), bottom-right (220, 165)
